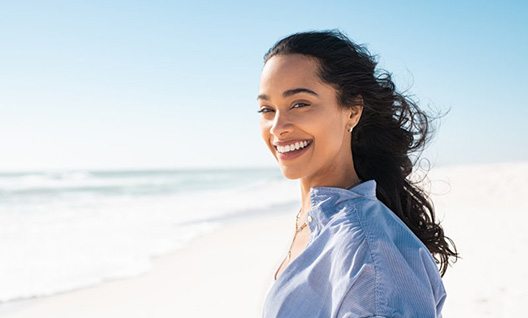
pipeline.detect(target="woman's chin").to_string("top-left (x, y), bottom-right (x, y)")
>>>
top-left (278, 166), bottom-right (305, 180)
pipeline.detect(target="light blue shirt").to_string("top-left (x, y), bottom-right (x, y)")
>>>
top-left (262, 179), bottom-right (446, 318)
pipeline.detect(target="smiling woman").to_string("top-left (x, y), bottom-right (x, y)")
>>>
top-left (258, 54), bottom-right (362, 184)
top-left (257, 30), bottom-right (458, 318)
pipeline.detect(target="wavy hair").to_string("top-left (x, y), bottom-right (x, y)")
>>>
top-left (263, 29), bottom-right (458, 276)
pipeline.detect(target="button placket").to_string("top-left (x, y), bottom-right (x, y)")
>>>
top-left (307, 212), bottom-right (317, 237)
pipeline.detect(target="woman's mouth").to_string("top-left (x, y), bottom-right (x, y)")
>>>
top-left (275, 140), bottom-right (313, 161)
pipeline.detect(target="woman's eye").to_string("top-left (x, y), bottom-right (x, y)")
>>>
top-left (292, 102), bottom-right (310, 109)
top-left (257, 107), bottom-right (273, 113)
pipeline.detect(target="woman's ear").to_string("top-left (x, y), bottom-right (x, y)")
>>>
top-left (348, 95), bottom-right (364, 124)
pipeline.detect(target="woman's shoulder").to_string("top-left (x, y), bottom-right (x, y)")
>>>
top-left (332, 197), bottom-right (432, 254)
top-left (330, 198), bottom-right (442, 278)
top-left (327, 198), bottom-right (446, 316)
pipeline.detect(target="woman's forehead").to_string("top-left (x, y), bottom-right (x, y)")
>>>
top-left (259, 55), bottom-right (325, 93)
top-left (262, 54), bottom-right (318, 79)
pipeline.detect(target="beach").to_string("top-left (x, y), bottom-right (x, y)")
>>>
top-left (2, 211), bottom-right (293, 317)
top-left (1, 161), bottom-right (527, 317)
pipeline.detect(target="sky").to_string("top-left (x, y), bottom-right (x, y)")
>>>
top-left (0, 1), bottom-right (526, 171)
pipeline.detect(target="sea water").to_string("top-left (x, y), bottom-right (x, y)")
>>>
top-left (0, 167), bottom-right (297, 305)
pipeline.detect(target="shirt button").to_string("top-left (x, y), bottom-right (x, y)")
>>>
top-left (307, 215), bottom-right (313, 223)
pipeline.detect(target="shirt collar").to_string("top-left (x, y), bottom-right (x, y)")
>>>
top-left (307, 179), bottom-right (377, 230)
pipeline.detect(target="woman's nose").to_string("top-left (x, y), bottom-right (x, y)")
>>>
top-left (269, 111), bottom-right (292, 137)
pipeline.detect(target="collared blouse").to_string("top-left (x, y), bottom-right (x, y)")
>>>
top-left (262, 179), bottom-right (446, 318)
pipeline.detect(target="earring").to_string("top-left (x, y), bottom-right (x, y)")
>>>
top-left (348, 126), bottom-right (354, 133)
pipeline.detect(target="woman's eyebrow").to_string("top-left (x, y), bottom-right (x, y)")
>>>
top-left (257, 87), bottom-right (319, 101)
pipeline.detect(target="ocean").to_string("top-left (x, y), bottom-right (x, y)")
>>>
top-left (0, 167), bottom-right (297, 305)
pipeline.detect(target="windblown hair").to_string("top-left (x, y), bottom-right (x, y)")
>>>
top-left (263, 30), bottom-right (458, 276)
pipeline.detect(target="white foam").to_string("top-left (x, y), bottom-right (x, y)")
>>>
top-left (0, 168), bottom-right (297, 303)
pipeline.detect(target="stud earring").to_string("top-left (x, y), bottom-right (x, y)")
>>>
top-left (348, 126), bottom-right (354, 133)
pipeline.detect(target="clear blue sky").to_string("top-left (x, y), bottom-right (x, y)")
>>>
top-left (1, 1), bottom-right (526, 171)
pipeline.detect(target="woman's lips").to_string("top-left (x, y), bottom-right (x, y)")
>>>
top-left (276, 140), bottom-right (312, 160)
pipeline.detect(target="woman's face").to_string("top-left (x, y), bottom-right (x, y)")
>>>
top-left (258, 53), bottom-right (361, 181)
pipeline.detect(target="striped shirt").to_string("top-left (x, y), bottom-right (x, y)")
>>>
top-left (262, 179), bottom-right (446, 318)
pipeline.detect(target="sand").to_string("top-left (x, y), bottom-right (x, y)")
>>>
top-left (1, 211), bottom-right (293, 317)
top-left (2, 161), bottom-right (527, 317)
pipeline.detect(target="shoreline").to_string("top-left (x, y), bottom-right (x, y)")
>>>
top-left (1, 211), bottom-right (293, 318)
top-left (3, 161), bottom-right (527, 317)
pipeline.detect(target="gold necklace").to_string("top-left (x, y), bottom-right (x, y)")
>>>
top-left (274, 208), bottom-right (309, 280)
top-left (295, 208), bottom-right (309, 233)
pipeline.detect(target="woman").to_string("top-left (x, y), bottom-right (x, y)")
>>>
top-left (257, 30), bottom-right (458, 318)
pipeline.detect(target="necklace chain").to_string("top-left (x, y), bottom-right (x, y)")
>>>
top-left (290, 208), bottom-right (308, 258)
top-left (295, 208), bottom-right (308, 233)
top-left (274, 208), bottom-right (309, 281)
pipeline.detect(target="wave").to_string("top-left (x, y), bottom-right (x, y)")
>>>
top-left (0, 167), bottom-right (297, 303)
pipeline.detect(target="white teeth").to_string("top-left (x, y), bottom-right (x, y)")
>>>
top-left (277, 140), bottom-right (311, 153)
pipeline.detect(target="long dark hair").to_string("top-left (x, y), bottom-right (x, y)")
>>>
top-left (263, 29), bottom-right (458, 276)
